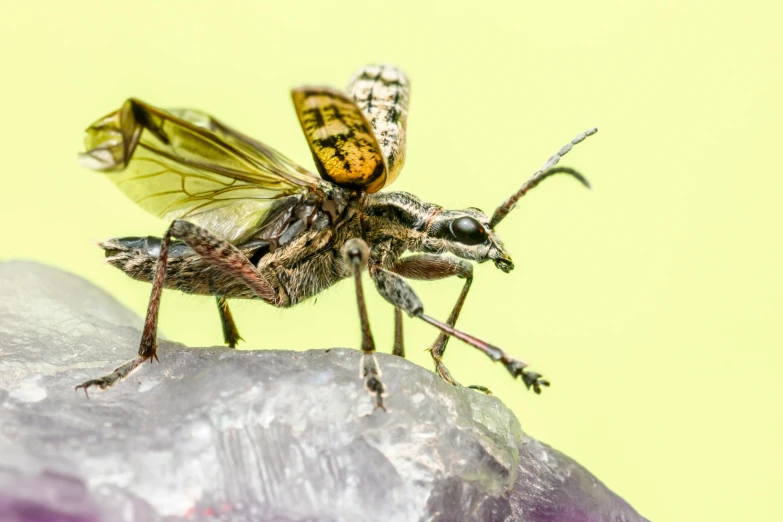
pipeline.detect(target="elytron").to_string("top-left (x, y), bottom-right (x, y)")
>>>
top-left (76, 64), bottom-right (596, 409)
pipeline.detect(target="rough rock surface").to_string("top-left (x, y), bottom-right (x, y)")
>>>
top-left (0, 261), bottom-right (648, 522)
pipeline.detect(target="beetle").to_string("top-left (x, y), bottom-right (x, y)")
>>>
top-left (76, 64), bottom-right (596, 409)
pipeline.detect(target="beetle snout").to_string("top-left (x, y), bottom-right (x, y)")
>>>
top-left (493, 254), bottom-right (514, 273)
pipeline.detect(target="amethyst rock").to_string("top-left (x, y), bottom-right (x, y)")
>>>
top-left (0, 261), bottom-right (647, 522)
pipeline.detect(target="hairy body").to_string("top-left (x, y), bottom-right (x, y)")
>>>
top-left (103, 191), bottom-right (455, 307)
top-left (76, 63), bottom-right (596, 409)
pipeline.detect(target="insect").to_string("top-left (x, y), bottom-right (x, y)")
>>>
top-left (76, 64), bottom-right (597, 410)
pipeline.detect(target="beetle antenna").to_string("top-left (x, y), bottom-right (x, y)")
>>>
top-left (489, 128), bottom-right (597, 228)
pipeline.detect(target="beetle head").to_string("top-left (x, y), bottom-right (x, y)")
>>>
top-left (422, 207), bottom-right (514, 273)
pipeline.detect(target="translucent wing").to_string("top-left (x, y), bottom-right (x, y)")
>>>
top-left (79, 99), bottom-right (325, 243)
top-left (346, 64), bottom-right (410, 187)
top-left (291, 87), bottom-right (387, 193)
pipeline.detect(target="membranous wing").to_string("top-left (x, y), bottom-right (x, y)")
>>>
top-left (291, 87), bottom-right (388, 193)
top-left (345, 64), bottom-right (410, 188)
top-left (79, 98), bottom-right (325, 243)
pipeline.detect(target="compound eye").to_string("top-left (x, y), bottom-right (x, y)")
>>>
top-left (449, 216), bottom-right (487, 245)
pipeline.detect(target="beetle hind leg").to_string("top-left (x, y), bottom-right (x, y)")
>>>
top-left (77, 220), bottom-right (282, 395)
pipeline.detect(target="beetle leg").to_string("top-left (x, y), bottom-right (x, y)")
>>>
top-left (393, 308), bottom-right (404, 358)
top-left (370, 266), bottom-right (549, 394)
top-left (74, 357), bottom-right (147, 398)
top-left (391, 255), bottom-right (473, 387)
top-left (343, 238), bottom-right (386, 411)
top-left (76, 220), bottom-right (281, 396)
top-left (216, 297), bottom-right (242, 348)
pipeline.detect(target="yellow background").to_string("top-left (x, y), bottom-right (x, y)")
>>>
top-left (1, 1), bottom-right (780, 520)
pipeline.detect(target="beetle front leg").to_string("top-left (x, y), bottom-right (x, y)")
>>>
top-left (391, 255), bottom-right (473, 386)
top-left (76, 220), bottom-right (281, 396)
top-left (343, 238), bottom-right (386, 411)
top-left (370, 266), bottom-right (549, 394)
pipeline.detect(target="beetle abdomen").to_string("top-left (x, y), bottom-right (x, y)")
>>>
top-left (100, 236), bottom-right (269, 298)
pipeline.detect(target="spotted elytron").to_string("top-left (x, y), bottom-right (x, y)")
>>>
top-left (76, 64), bottom-right (597, 409)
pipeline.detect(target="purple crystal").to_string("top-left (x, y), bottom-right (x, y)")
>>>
top-left (0, 261), bottom-right (647, 522)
